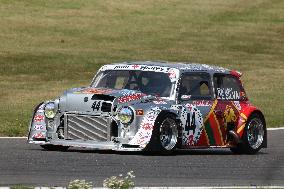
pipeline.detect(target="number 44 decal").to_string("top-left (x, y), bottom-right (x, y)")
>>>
top-left (185, 112), bottom-right (196, 135)
top-left (91, 101), bottom-right (101, 111)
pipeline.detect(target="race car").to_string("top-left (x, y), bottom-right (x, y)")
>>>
top-left (28, 61), bottom-right (267, 154)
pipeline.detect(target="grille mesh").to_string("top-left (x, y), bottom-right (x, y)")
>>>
top-left (65, 114), bottom-right (108, 141)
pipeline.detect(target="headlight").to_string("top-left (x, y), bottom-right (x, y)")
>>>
top-left (117, 107), bottom-right (134, 124)
top-left (44, 102), bottom-right (57, 119)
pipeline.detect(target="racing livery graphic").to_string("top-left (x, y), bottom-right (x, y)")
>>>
top-left (28, 61), bottom-right (267, 154)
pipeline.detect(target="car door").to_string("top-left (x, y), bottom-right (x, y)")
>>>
top-left (212, 74), bottom-right (243, 146)
top-left (178, 72), bottom-right (215, 147)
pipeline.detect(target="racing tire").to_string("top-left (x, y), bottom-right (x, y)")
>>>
top-left (230, 113), bottom-right (266, 154)
top-left (145, 114), bottom-right (179, 154)
top-left (40, 144), bottom-right (69, 151)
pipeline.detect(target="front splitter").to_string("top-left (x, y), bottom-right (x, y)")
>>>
top-left (29, 139), bottom-right (143, 151)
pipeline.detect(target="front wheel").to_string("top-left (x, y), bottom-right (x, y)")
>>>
top-left (145, 114), bottom-right (179, 153)
top-left (40, 144), bottom-right (69, 151)
top-left (230, 112), bottom-right (266, 154)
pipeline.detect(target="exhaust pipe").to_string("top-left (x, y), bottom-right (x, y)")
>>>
top-left (228, 130), bottom-right (241, 144)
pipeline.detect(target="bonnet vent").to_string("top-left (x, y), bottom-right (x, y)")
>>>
top-left (91, 94), bottom-right (115, 102)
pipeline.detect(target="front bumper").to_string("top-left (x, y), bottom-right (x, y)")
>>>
top-left (28, 139), bottom-right (143, 151)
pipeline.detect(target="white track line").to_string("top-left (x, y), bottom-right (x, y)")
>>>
top-left (267, 127), bottom-right (284, 130)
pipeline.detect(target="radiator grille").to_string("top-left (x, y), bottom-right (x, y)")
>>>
top-left (65, 114), bottom-right (109, 141)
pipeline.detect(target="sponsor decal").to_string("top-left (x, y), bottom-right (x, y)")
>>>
top-left (129, 108), bottom-right (161, 147)
top-left (141, 122), bottom-right (153, 130)
top-left (223, 105), bottom-right (237, 123)
top-left (135, 109), bottom-right (144, 116)
top-left (34, 115), bottom-right (44, 122)
top-left (170, 105), bottom-right (180, 111)
top-left (131, 65), bottom-right (140, 69)
top-left (101, 64), bottom-right (179, 82)
top-left (145, 110), bottom-right (158, 122)
top-left (33, 132), bottom-right (46, 139)
top-left (118, 93), bottom-right (146, 103)
top-left (153, 99), bottom-right (167, 105)
top-left (192, 100), bottom-right (212, 106)
top-left (216, 88), bottom-right (240, 100)
top-left (106, 64), bottom-right (175, 73)
top-left (114, 65), bottom-right (130, 70)
top-left (181, 95), bottom-right (191, 100)
top-left (168, 69), bottom-right (177, 79)
top-left (135, 131), bottom-right (151, 145)
top-left (138, 65), bottom-right (168, 72)
top-left (37, 109), bottom-right (44, 113)
top-left (33, 124), bottom-right (44, 131)
top-left (233, 101), bottom-right (242, 111)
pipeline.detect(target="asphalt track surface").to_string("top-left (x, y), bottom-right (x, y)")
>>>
top-left (0, 130), bottom-right (283, 187)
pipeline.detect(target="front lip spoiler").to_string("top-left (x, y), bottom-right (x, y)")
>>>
top-left (28, 139), bottom-right (143, 151)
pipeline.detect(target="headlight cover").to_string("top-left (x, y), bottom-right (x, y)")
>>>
top-left (44, 102), bottom-right (57, 119)
top-left (117, 107), bottom-right (134, 124)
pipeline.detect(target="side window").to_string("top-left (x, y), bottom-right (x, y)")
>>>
top-left (214, 74), bottom-right (241, 100)
top-left (179, 72), bottom-right (212, 100)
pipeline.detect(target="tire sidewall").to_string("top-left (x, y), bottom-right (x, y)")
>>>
top-left (241, 112), bottom-right (266, 154)
top-left (145, 114), bottom-right (179, 153)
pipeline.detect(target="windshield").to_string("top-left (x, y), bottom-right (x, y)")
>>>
top-left (91, 70), bottom-right (173, 97)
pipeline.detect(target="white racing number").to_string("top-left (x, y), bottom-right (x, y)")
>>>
top-left (180, 104), bottom-right (204, 146)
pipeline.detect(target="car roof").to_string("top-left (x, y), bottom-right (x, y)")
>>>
top-left (110, 61), bottom-right (231, 74)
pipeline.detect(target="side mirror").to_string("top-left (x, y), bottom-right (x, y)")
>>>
top-left (180, 95), bottom-right (191, 101)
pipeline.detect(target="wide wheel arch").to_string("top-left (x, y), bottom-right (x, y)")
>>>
top-left (231, 110), bottom-right (267, 154)
top-left (238, 109), bottom-right (267, 148)
top-left (249, 110), bottom-right (267, 148)
top-left (28, 102), bottom-right (44, 134)
top-left (147, 110), bottom-right (183, 151)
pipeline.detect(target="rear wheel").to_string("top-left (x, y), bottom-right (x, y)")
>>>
top-left (145, 114), bottom-right (179, 153)
top-left (230, 113), bottom-right (265, 154)
top-left (40, 145), bottom-right (69, 151)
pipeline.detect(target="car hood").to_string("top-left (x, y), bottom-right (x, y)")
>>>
top-left (59, 87), bottom-right (156, 113)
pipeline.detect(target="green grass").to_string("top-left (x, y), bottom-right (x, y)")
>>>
top-left (0, 0), bottom-right (283, 136)
top-left (10, 186), bottom-right (34, 189)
